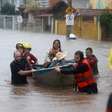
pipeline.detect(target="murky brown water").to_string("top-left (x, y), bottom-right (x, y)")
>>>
top-left (0, 30), bottom-right (112, 112)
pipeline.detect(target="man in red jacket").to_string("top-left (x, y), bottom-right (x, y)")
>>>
top-left (55, 50), bottom-right (98, 94)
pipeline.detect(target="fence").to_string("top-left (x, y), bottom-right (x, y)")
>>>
top-left (0, 15), bottom-right (17, 30)
top-left (0, 14), bottom-right (54, 33)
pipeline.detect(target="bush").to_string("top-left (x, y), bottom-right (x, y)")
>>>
top-left (1, 3), bottom-right (16, 15)
top-left (100, 12), bottom-right (112, 34)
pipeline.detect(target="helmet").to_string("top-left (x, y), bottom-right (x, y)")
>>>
top-left (16, 42), bottom-right (24, 49)
top-left (22, 42), bottom-right (32, 49)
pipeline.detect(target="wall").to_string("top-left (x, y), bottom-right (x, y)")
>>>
top-left (90, 0), bottom-right (112, 9)
top-left (55, 17), bottom-right (98, 40)
top-left (63, 0), bottom-right (90, 8)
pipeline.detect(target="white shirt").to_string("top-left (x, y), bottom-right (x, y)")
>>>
top-left (65, 13), bottom-right (75, 26)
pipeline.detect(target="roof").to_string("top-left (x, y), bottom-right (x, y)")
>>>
top-left (79, 9), bottom-right (112, 16)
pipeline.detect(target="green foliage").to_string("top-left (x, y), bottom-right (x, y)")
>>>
top-left (100, 12), bottom-right (112, 34)
top-left (51, 1), bottom-right (68, 20)
top-left (1, 3), bottom-right (16, 15)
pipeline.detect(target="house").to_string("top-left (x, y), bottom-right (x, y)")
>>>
top-left (62, 0), bottom-right (90, 8)
top-left (90, 0), bottom-right (112, 9)
top-left (37, 0), bottom-right (49, 7)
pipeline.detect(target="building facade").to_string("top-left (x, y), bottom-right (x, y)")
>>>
top-left (0, 0), bottom-right (25, 10)
top-left (62, 0), bottom-right (90, 8)
top-left (37, 0), bottom-right (49, 7)
top-left (90, 0), bottom-right (112, 9)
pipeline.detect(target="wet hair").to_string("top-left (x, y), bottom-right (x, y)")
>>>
top-left (75, 50), bottom-right (84, 61)
top-left (26, 48), bottom-right (31, 51)
top-left (16, 43), bottom-right (24, 49)
top-left (53, 39), bottom-right (62, 51)
top-left (86, 47), bottom-right (93, 53)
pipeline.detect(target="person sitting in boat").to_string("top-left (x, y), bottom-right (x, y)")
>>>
top-left (44, 39), bottom-right (62, 67)
top-left (85, 47), bottom-right (99, 78)
top-left (22, 42), bottom-right (38, 69)
top-left (55, 50), bottom-right (98, 94)
top-left (10, 51), bottom-right (36, 85)
top-left (49, 52), bottom-right (66, 67)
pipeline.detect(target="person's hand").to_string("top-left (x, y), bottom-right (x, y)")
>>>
top-left (54, 66), bottom-right (61, 72)
top-left (31, 69), bottom-right (37, 73)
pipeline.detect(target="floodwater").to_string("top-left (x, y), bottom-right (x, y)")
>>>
top-left (0, 30), bottom-right (112, 112)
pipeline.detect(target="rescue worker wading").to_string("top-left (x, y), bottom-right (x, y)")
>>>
top-left (55, 50), bottom-right (98, 94)
top-left (22, 42), bottom-right (38, 70)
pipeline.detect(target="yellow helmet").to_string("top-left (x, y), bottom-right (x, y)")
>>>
top-left (22, 42), bottom-right (32, 49)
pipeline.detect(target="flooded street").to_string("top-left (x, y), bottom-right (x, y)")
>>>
top-left (0, 30), bottom-right (112, 112)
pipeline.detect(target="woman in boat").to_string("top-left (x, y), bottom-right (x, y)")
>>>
top-left (49, 52), bottom-right (66, 67)
top-left (55, 50), bottom-right (98, 94)
top-left (85, 47), bottom-right (99, 77)
top-left (44, 39), bottom-right (62, 67)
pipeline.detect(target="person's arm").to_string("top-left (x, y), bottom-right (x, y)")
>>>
top-left (60, 65), bottom-right (76, 74)
top-left (18, 69), bottom-right (36, 76)
top-left (55, 63), bottom-right (89, 75)
top-left (55, 65), bottom-right (76, 74)
top-left (74, 63), bottom-right (89, 74)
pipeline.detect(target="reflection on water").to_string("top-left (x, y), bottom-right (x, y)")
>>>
top-left (0, 30), bottom-right (112, 112)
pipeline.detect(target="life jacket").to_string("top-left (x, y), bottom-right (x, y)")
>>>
top-left (74, 59), bottom-right (96, 88)
top-left (27, 53), bottom-right (37, 65)
top-left (24, 52), bottom-right (37, 65)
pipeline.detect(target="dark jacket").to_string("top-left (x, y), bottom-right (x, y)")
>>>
top-left (10, 58), bottom-right (28, 85)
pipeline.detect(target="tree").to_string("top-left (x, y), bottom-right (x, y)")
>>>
top-left (100, 12), bottom-right (112, 39)
top-left (1, 3), bottom-right (16, 15)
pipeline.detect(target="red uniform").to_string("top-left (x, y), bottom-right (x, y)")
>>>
top-left (24, 53), bottom-right (37, 70)
top-left (74, 59), bottom-right (96, 89)
top-left (26, 53), bottom-right (37, 65)
top-left (61, 59), bottom-right (98, 94)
